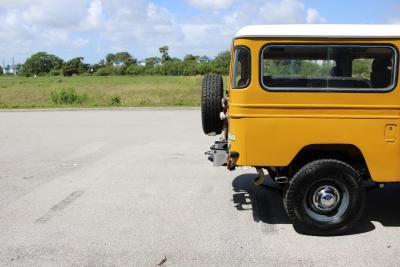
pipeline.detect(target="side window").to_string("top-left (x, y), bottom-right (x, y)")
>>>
top-left (232, 46), bottom-right (251, 88)
top-left (261, 45), bottom-right (397, 91)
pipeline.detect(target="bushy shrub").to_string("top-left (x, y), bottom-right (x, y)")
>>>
top-left (50, 69), bottom-right (61, 76)
top-left (197, 62), bottom-right (215, 75)
top-left (50, 88), bottom-right (88, 105)
top-left (94, 67), bottom-right (113, 76)
top-left (144, 65), bottom-right (163, 75)
top-left (126, 65), bottom-right (145, 75)
top-left (113, 66), bottom-right (126, 76)
top-left (110, 95), bottom-right (121, 106)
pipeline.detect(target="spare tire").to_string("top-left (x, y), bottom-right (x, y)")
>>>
top-left (201, 74), bottom-right (224, 135)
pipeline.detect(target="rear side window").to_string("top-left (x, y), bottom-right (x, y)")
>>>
top-left (261, 45), bottom-right (397, 92)
top-left (232, 46), bottom-right (251, 88)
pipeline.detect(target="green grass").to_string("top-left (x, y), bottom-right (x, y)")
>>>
top-left (0, 75), bottom-right (205, 108)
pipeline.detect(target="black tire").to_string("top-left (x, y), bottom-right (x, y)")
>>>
top-left (201, 74), bottom-right (224, 135)
top-left (284, 159), bottom-right (365, 236)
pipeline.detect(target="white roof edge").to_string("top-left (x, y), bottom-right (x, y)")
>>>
top-left (235, 24), bottom-right (400, 39)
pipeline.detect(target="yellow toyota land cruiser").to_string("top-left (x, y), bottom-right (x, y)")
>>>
top-left (201, 24), bottom-right (400, 236)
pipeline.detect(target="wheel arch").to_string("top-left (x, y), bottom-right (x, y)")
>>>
top-left (288, 144), bottom-right (371, 179)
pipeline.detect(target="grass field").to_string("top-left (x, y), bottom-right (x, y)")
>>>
top-left (0, 75), bottom-right (205, 108)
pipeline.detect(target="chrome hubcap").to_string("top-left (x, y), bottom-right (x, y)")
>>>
top-left (304, 181), bottom-right (349, 222)
top-left (312, 185), bottom-right (341, 213)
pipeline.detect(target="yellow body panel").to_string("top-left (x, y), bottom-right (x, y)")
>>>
top-left (228, 38), bottom-right (400, 182)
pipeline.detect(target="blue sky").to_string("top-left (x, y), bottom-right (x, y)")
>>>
top-left (0, 0), bottom-right (399, 65)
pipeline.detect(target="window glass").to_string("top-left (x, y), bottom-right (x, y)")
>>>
top-left (264, 59), bottom-right (335, 78)
top-left (262, 45), bottom-right (396, 91)
top-left (352, 59), bottom-right (373, 79)
top-left (232, 47), bottom-right (251, 88)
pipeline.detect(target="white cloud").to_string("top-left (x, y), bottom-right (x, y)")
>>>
top-left (178, 0), bottom-right (326, 57)
top-left (21, 0), bottom-right (87, 28)
top-left (96, 0), bottom-right (183, 56)
top-left (0, 0), bottom-right (91, 60)
top-left (0, 0), bottom-right (326, 63)
top-left (306, 8), bottom-right (326, 23)
top-left (228, 0), bottom-right (326, 25)
top-left (84, 0), bottom-right (104, 29)
top-left (187, 0), bottom-right (236, 11)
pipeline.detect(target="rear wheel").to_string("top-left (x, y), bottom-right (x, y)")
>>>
top-left (201, 74), bottom-right (224, 135)
top-left (284, 159), bottom-right (365, 236)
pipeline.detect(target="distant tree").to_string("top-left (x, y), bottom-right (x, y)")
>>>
top-left (20, 52), bottom-right (63, 76)
top-left (106, 53), bottom-right (116, 65)
top-left (214, 50), bottom-right (230, 74)
top-left (103, 52), bottom-right (137, 75)
top-left (145, 57), bottom-right (161, 68)
top-left (123, 57), bottom-right (137, 67)
top-left (105, 52), bottom-right (137, 66)
top-left (159, 46), bottom-right (171, 63)
top-left (183, 54), bottom-right (199, 62)
top-left (199, 56), bottom-right (210, 62)
top-left (63, 57), bottom-right (89, 76)
top-left (114, 52), bottom-right (132, 63)
top-left (0, 65), bottom-right (3, 75)
top-left (88, 64), bottom-right (102, 74)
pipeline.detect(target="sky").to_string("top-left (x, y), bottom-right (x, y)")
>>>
top-left (0, 0), bottom-right (400, 65)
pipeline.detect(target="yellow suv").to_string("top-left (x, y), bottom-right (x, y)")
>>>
top-left (201, 24), bottom-right (400, 236)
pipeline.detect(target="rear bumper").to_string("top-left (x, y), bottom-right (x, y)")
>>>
top-left (205, 140), bottom-right (239, 170)
top-left (206, 141), bottom-right (228, 167)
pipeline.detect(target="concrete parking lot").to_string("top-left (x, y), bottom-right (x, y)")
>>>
top-left (0, 109), bottom-right (400, 266)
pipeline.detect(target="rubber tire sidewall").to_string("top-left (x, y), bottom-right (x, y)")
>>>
top-left (284, 159), bottom-right (366, 236)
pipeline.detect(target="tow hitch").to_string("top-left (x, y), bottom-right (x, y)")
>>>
top-left (205, 140), bottom-right (228, 167)
top-left (205, 140), bottom-right (239, 170)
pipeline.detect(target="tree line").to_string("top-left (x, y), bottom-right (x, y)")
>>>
top-left (3, 46), bottom-right (230, 77)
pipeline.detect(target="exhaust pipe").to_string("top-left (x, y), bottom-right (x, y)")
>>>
top-left (275, 176), bottom-right (289, 184)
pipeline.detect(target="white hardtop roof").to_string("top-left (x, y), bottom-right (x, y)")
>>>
top-left (235, 24), bottom-right (400, 39)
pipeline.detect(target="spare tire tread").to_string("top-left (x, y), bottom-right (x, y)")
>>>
top-left (201, 74), bottom-right (224, 135)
